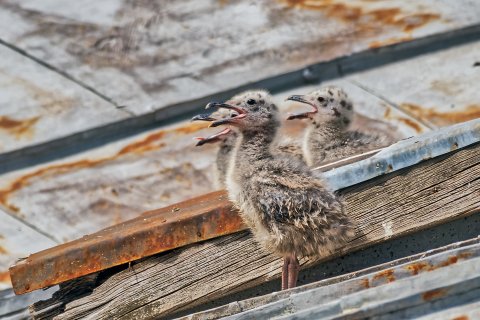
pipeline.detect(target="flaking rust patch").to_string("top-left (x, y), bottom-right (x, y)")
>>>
top-left (382, 220), bottom-right (393, 239)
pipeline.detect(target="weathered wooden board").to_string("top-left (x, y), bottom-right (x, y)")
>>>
top-left (43, 142), bottom-right (479, 320)
top-left (0, 209), bottom-right (56, 290)
top-left (0, 43), bottom-right (128, 155)
top-left (348, 39), bottom-right (480, 128)
top-left (0, 0), bottom-right (479, 120)
top-left (180, 237), bottom-right (480, 319)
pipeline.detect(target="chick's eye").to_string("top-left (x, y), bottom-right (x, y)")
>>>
top-left (247, 99), bottom-right (256, 105)
top-left (317, 97), bottom-right (326, 103)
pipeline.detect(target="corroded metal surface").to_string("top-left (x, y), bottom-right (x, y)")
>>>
top-left (349, 40), bottom-right (480, 128)
top-left (0, 0), bottom-right (478, 119)
top-left (8, 121), bottom-right (480, 295)
top-left (0, 43), bottom-right (127, 155)
top-left (9, 190), bottom-right (245, 295)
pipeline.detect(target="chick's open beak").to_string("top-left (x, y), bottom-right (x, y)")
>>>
top-left (195, 128), bottom-right (232, 146)
top-left (285, 95), bottom-right (318, 120)
top-left (191, 113), bottom-right (216, 122)
top-left (206, 102), bottom-right (247, 127)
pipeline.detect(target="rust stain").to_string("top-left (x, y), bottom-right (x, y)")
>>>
top-left (383, 107), bottom-right (424, 133)
top-left (404, 261), bottom-right (434, 275)
top-left (9, 190), bottom-right (245, 294)
top-left (452, 316), bottom-right (469, 320)
top-left (0, 245), bottom-right (8, 255)
top-left (401, 103), bottom-right (480, 126)
top-left (422, 288), bottom-right (447, 301)
top-left (437, 255), bottom-right (458, 268)
top-left (0, 121), bottom-right (208, 213)
top-left (372, 269), bottom-right (395, 283)
top-left (360, 278), bottom-right (370, 288)
top-left (0, 271), bottom-right (11, 285)
top-left (0, 115), bottom-right (40, 139)
top-left (282, 0), bottom-right (440, 35)
top-left (369, 35), bottom-right (412, 49)
top-left (397, 117), bottom-right (423, 133)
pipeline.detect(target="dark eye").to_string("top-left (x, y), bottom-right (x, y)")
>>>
top-left (247, 99), bottom-right (256, 105)
top-left (317, 97), bottom-right (326, 103)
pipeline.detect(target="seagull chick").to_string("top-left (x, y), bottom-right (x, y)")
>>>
top-left (204, 90), bottom-right (354, 290)
top-left (286, 86), bottom-right (391, 167)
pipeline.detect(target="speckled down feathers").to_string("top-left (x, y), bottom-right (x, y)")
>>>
top-left (231, 154), bottom-right (354, 257)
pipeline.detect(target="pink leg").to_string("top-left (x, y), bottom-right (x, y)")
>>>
top-left (282, 257), bottom-right (289, 290)
top-left (287, 254), bottom-right (300, 289)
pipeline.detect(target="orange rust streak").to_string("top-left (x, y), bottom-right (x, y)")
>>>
top-left (369, 36), bottom-right (412, 49)
top-left (372, 269), bottom-right (395, 283)
top-left (0, 271), bottom-right (11, 285)
top-left (422, 288), bottom-right (447, 301)
top-left (404, 261), bottom-right (434, 275)
top-left (0, 245), bottom-right (8, 255)
top-left (401, 104), bottom-right (480, 126)
top-left (0, 115), bottom-right (40, 138)
top-left (397, 117), bottom-right (423, 133)
top-left (0, 121), bottom-right (209, 213)
top-left (281, 1), bottom-right (440, 34)
top-left (360, 278), bottom-right (370, 288)
top-left (453, 316), bottom-right (469, 320)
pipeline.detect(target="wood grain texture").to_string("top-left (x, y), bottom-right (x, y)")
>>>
top-left (47, 143), bottom-right (479, 320)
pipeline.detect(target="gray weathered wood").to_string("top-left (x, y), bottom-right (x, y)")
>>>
top-left (0, 43), bottom-right (128, 155)
top-left (348, 39), bottom-right (480, 128)
top-left (180, 237), bottom-right (480, 320)
top-left (1, 0), bottom-right (479, 120)
top-left (44, 142), bottom-right (479, 320)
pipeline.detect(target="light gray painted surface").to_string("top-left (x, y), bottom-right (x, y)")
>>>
top-left (0, 44), bottom-right (128, 155)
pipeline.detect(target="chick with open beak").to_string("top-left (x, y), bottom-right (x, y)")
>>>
top-left (286, 86), bottom-right (390, 167)
top-left (192, 109), bottom-right (238, 189)
top-left (200, 90), bottom-right (354, 290)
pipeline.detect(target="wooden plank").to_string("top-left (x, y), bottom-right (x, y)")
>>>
top-left (347, 39), bottom-right (480, 128)
top-left (44, 142), bottom-right (479, 320)
top-left (179, 237), bottom-right (480, 319)
top-left (0, 43), bottom-right (128, 155)
top-left (0, 209), bottom-right (56, 291)
top-left (0, 0), bottom-right (479, 123)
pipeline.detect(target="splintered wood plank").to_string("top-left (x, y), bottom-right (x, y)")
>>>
top-left (0, 0), bottom-right (479, 121)
top-left (0, 209), bottom-right (56, 290)
top-left (51, 143), bottom-right (479, 320)
top-left (347, 40), bottom-right (480, 128)
top-left (0, 44), bottom-right (128, 155)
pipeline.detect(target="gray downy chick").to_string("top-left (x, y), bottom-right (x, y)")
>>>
top-left (286, 86), bottom-right (392, 167)
top-left (206, 90), bottom-right (354, 290)
top-left (193, 109), bottom-right (238, 189)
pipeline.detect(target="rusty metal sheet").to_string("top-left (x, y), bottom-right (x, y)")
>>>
top-left (9, 190), bottom-right (245, 295)
top-left (0, 43), bottom-right (128, 155)
top-left (347, 40), bottom-right (480, 128)
top-left (0, 0), bottom-right (479, 121)
top-left (0, 209), bottom-right (56, 291)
